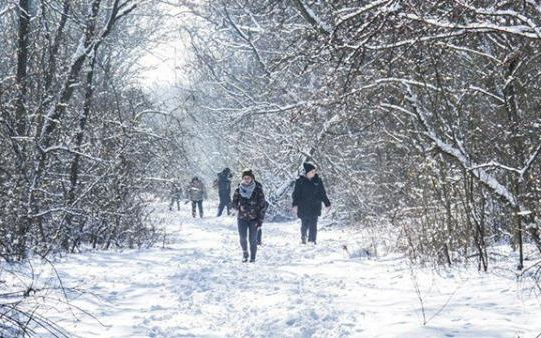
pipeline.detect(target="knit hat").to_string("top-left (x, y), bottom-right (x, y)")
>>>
top-left (241, 169), bottom-right (255, 179)
top-left (241, 169), bottom-right (255, 180)
top-left (303, 162), bottom-right (316, 174)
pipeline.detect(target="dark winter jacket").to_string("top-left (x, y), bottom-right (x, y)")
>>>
top-left (292, 174), bottom-right (331, 219)
top-left (232, 181), bottom-right (267, 224)
top-left (217, 171), bottom-right (232, 201)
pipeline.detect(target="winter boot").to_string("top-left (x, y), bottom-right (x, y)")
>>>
top-left (249, 258), bottom-right (255, 263)
top-left (242, 251), bottom-right (249, 263)
top-left (301, 236), bottom-right (307, 244)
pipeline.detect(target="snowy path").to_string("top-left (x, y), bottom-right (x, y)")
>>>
top-left (42, 201), bottom-right (539, 337)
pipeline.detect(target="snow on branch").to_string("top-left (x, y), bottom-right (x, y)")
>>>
top-left (347, 77), bottom-right (442, 102)
top-left (96, 0), bottom-right (137, 51)
top-left (222, 4), bottom-right (270, 76)
top-left (293, 0), bottom-right (332, 35)
top-left (436, 43), bottom-right (502, 64)
top-left (468, 85), bottom-right (505, 104)
top-left (520, 143), bottom-right (541, 181)
top-left (40, 146), bottom-right (104, 162)
top-left (336, 0), bottom-right (392, 27)
top-left (455, 0), bottom-right (541, 39)
top-left (302, 113), bottom-right (341, 159)
top-left (526, 0), bottom-right (541, 16)
top-left (251, 101), bottom-right (308, 115)
top-left (382, 84), bottom-right (519, 209)
top-left (467, 143), bottom-right (541, 182)
top-left (375, 78), bottom-right (440, 91)
top-left (363, 30), bottom-right (468, 50)
top-left (40, 0), bottom-right (136, 144)
top-left (467, 161), bottom-right (522, 175)
top-left (404, 13), bottom-right (540, 39)
top-left (0, 1), bottom-right (15, 17)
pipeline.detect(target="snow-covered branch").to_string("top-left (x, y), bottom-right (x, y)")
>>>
top-left (467, 161), bottom-right (521, 175)
top-left (0, 1), bottom-right (15, 17)
top-left (468, 86), bottom-right (505, 104)
top-left (364, 30), bottom-right (469, 50)
top-left (455, 1), bottom-right (541, 39)
top-left (520, 143), bottom-right (541, 181)
top-left (40, 146), bottom-right (104, 162)
top-left (335, 0), bottom-right (392, 27)
top-left (404, 13), bottom-right (541, 39)
top-left (385, 85), bottom-right (520, 209)
top-left (293, 0), bottom-right (332, 35)
top-left (222, 4), bottom-right (270, 76)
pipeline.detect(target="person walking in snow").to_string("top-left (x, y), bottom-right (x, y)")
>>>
top-left (216, 167), bottom-right (233, 216)
top-left (291, 162), bottom-right (331, 244)
top-left (186, 176), bottom-right (207, 218)
top-left (168, 181), bottom-right (182, 211)
top-left (231, 169), bottom-right (267, 262)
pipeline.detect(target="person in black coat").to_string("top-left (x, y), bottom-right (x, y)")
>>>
top-left (291, 162), bottom-right (331, 244)
top-left (216, 167), bottom-right (233, 216)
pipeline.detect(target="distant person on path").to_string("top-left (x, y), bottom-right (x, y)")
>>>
top-left (292, 162), bottom-right (331, 244)
top-left (216, 167), bottom-right (233, 216)
top-left (186, 176), bottom-right (207, 218)
top-left (169, 181), bottom-right (182, 211)
top-left (231, 169), bottom-right (267, 262)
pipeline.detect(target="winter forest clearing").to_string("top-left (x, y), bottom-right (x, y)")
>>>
top-left (3, 1), bottom-right (541, 337)
top-left (8, 201), bottom-right (541, 337)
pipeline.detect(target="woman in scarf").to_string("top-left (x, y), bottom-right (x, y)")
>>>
top-left (231, 169), bottom-right (267, 262)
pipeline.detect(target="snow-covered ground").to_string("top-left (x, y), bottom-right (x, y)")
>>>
top-left (14, 201), bottom-right (541, 337)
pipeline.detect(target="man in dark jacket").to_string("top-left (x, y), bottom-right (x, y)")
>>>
top-left (216, 167), bottom-right (232, 216)
top-left (292, 162), bottom-right (331, 244)
top-left (231, 169), bottom-right (267, 262)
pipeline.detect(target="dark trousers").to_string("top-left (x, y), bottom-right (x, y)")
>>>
top-left (257, 227), bottom-right (262, 245)
top-left (238, 218), bottom-right (258, 260)
top-left (217, 199), bottom-right (230, 216)
top-left (301, 216), bottom-right (318, 243)
top-left (191, 200), bottom-right (203, 218)
top-left (169, 197), bottom-right (180, 211)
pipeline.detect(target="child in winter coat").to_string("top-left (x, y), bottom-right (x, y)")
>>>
top-left (231, 169), bottom-right (267, 262)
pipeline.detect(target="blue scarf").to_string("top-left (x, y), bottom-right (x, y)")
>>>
top-left (239, 181), bottom-right (256, 198)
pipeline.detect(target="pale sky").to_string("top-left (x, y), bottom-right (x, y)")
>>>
top-left (136, 2), bottom-right (193, 88)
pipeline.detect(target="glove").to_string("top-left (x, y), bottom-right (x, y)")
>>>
top-left (256, 222), bottom-right (262, 231)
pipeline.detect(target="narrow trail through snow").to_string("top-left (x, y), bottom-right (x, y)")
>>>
top-left (45, 201), bottom-right (538, 338)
